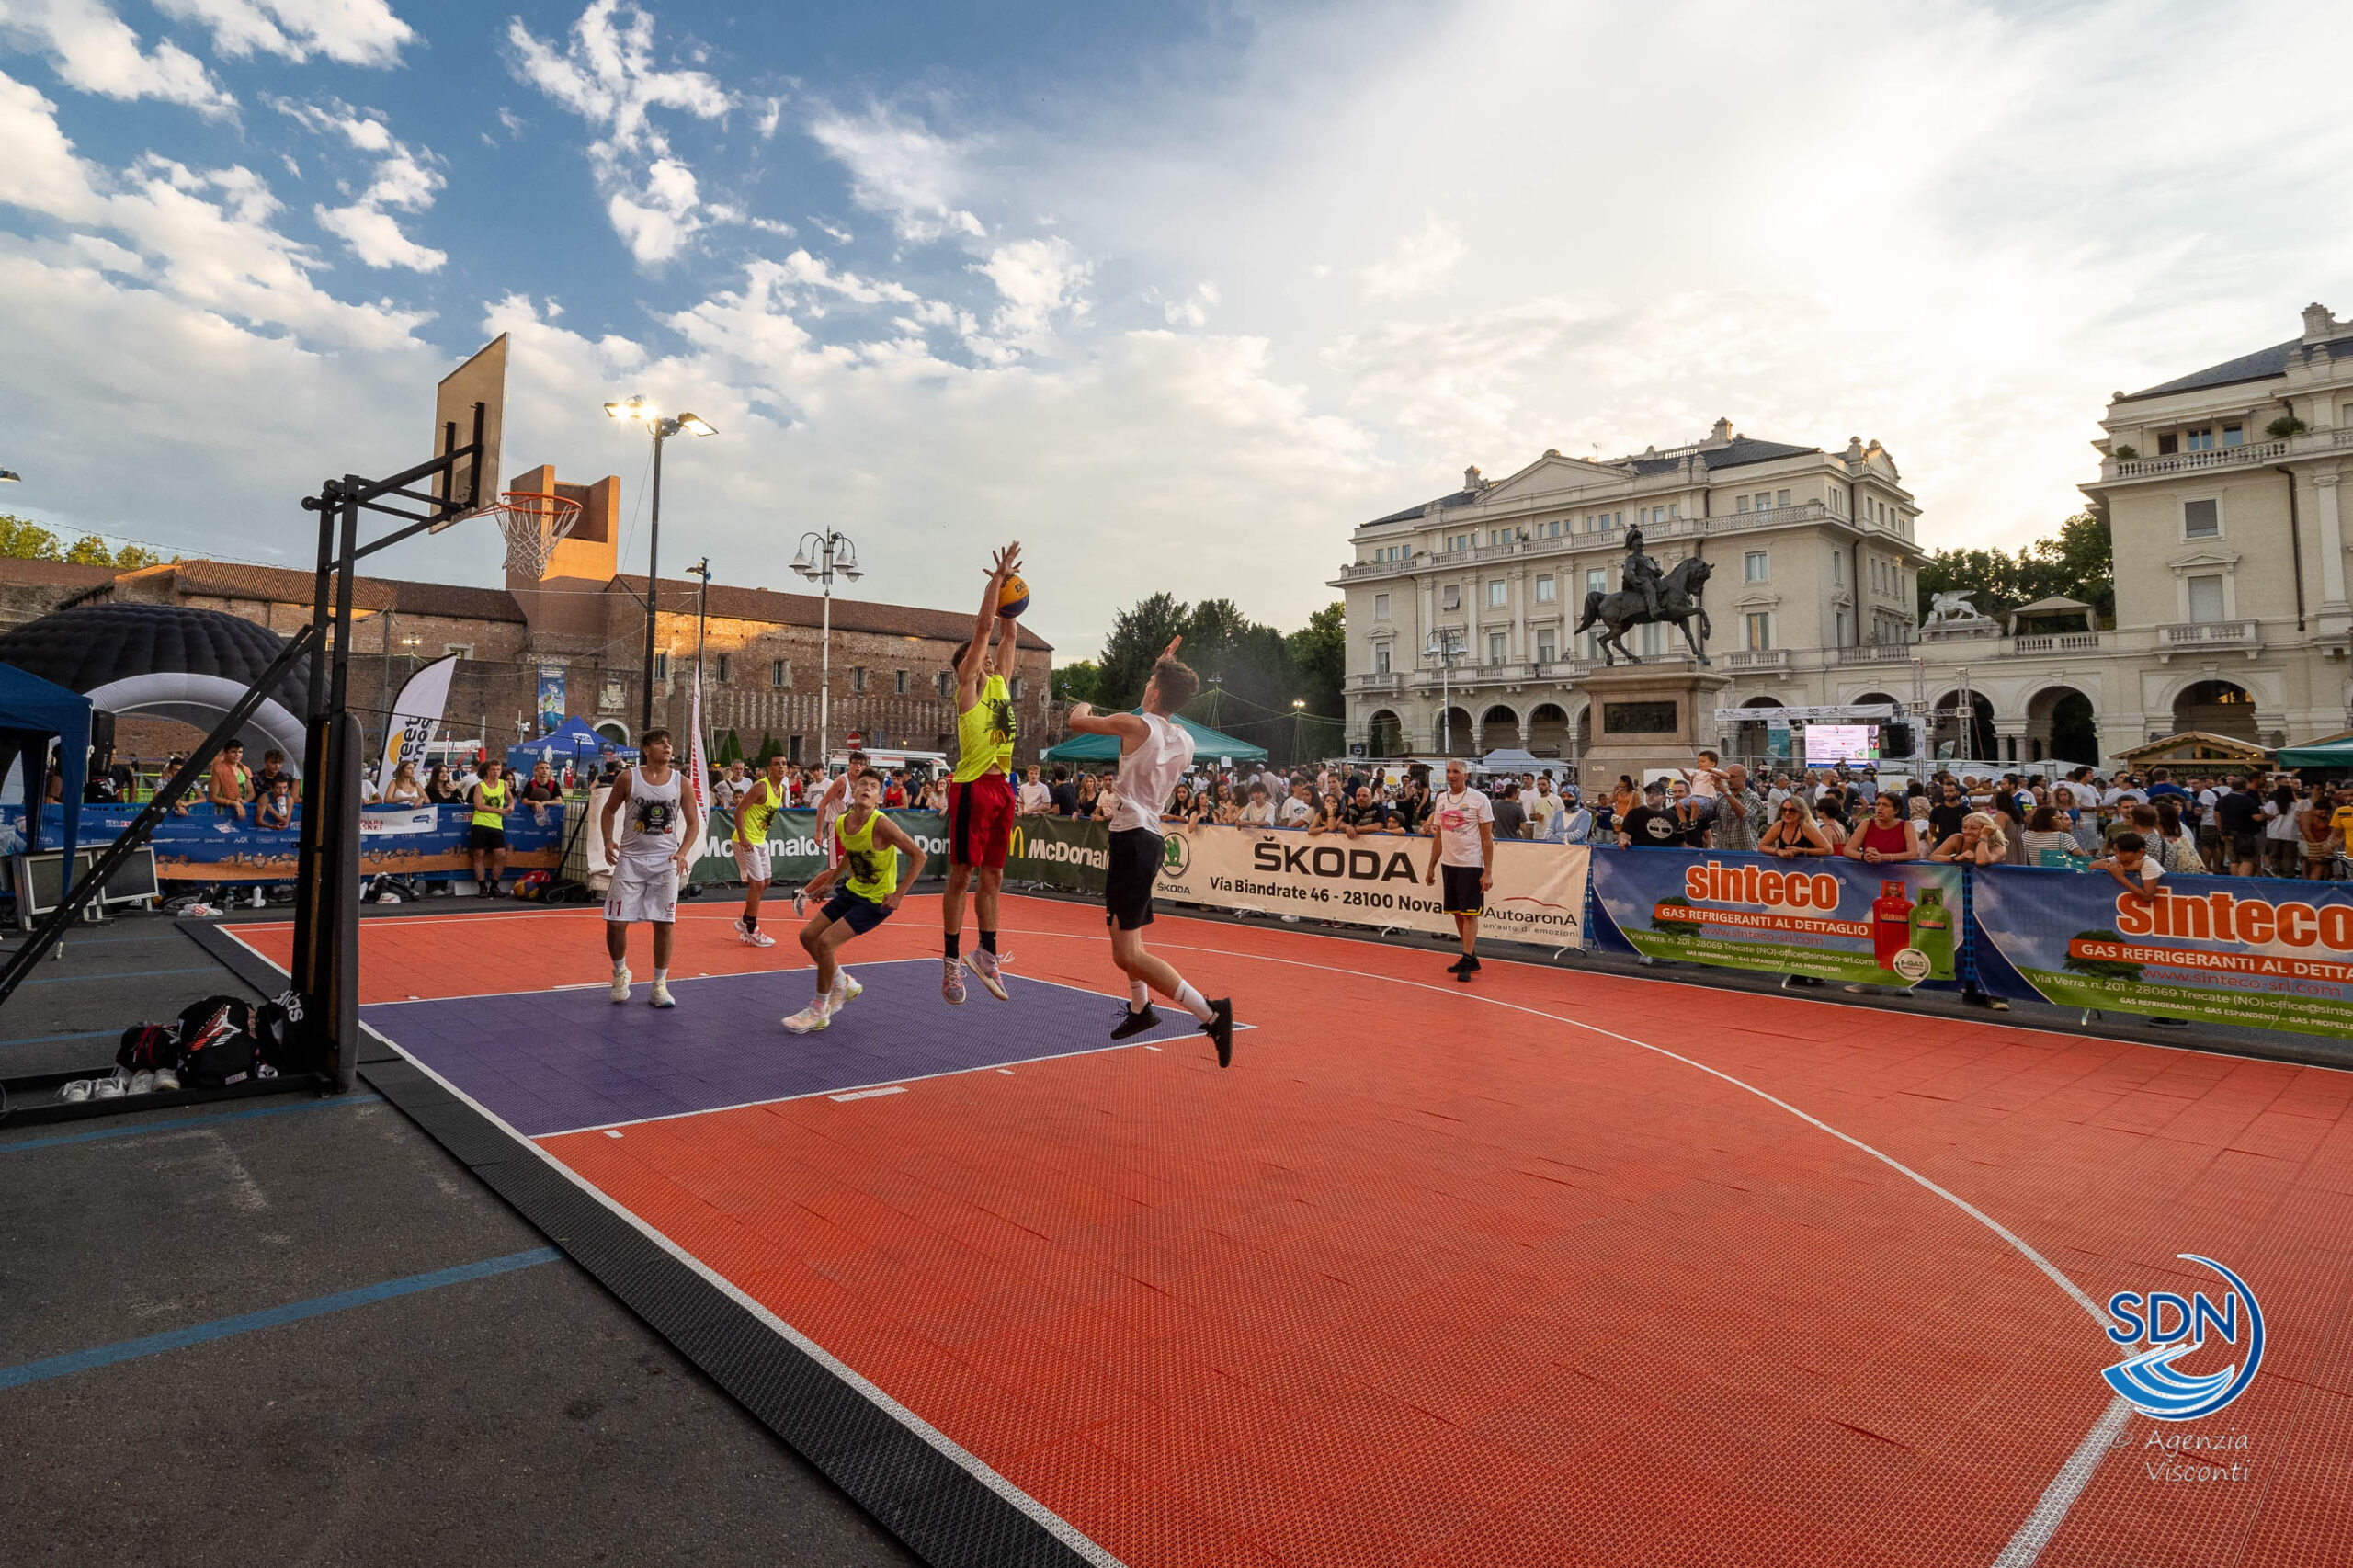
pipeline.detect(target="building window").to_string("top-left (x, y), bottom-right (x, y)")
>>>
top-left (1833, 553), bottom-right (1843, 582)
top-left (1735, 495), bottom-right (1749, 513)
top-left (1487, 580), bottom-right (1507, 608)
top-left (1745, 612), bottom-right (1772, 651)
top-left (1536, 628), bottom-right (1557, 663)
top-left (1744, 551), bottom-right (1768, 582)
top-left (851, 666), bottom-right (867, 692)
top-left (713, 653), bottom-right (731, 684)
top-left (1441, 585), bottom-right (1461, 610)
top-left (1777, 489), bottom-right (1790, 507)
top-left (2183, 498), bottom-right (2221, 539)
top-left (771, 659), bottom-right (790, 688)
top-left (2187, 574), bottom-right (2226, 623)
top-left (893, 669), bottom-right (907, 695)
top-left (1009, 677), bottom-right (1024, 699)
top-left (1535, 574), bottom-right (1555, 604)
top-left (936, 671), bottom-right (953, 698)
top-left (1486, 631), bottom-right (1507, 665)
top-left (2183, 427), bottom-right (2214, 451)
top-left (1372, 642), bottom-right (1392, 675)
top-left (650, 651), bottom-right (668, 681)
top-left (1374, 592), bottom-right (1392, 620)
top-left (1586, 568), bottom-right (1607, 597)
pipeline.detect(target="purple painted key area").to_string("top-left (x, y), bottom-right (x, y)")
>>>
top-left (359, 959), bottom-right (1202, 1137)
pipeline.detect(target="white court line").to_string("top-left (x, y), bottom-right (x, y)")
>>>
top-left (831, 1085), bottom-right (906, 1103)
top-left (996, 920), bottom-right (2129, 1567)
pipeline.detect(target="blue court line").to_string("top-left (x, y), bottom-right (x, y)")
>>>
top-left (1, 1093), bottom-right (381, 1153)
top-left (16, 966), bottom-right (222, 987)
top-left (0, 1247), bottom-right (563, 1392)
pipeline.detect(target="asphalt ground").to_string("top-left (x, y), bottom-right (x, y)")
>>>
top-left (0, 903), bottom-right (919, 1568)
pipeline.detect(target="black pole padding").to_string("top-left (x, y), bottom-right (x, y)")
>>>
top-left (325, 710), bottom-right (364, 1095)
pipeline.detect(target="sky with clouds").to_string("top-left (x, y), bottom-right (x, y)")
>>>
top-left (2, 0), bottom-right (2349, 659)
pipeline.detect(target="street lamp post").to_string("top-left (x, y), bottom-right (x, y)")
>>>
top-left (687, 557), bottom-right (712, 757)
top-left (1424, 630), bottom-right (1464, 755)
top-left (790, 530), bottom-right (862, 767)
top-left (604, 396), bottom-right (715, 737)
top-left (1290, 697), bottom-right (1306, 764)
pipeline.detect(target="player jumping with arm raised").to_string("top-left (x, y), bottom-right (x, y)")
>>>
top-left (1063, 636), bottom-right (1235, 1066)
top-left (939, 542), bottom-right (1025, 1006)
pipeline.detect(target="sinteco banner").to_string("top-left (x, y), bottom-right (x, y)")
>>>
top-left (1973, 867), bottom-right (2353, 1039)
top-left (376, 653), bottom-right (460, 794)
top-left (1152, 824), bottom-right (1588, 948)
top-left (1591, 849), bottom-right (1963, 987)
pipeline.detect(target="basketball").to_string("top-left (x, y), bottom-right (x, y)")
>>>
top-left (997, 574), bottom-right (1029, 620)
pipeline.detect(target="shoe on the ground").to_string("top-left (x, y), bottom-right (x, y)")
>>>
top-left (130, 1070), bottom-right (155, 1095)
top-left (734, 917), bottom-right (776, 948)
top-left (781, 1002), bottom-right (831, 1034)
top-left (964, 948), bottom-right (1009, 1002)
top-left (609, 965), bottom-right (632, 1003)
top-left (94, 1076), bottom-right (125, 1098)
top-left (153, 1068), bottom-right (180, 1091)
top-left (1201, 998), bottom-right (1234, 1068)
top-left (1110, 1004), bottom-right (1162, 1040)
top-left (829, 972), bottom-right (864, 1014)
top-left (59, 1079), bottom-right (93, 1103)
top-left (941, 956), bottom-right (966, 1006)
top-left (649, 981), bottom-right (676, 1009)
top-left (1447, 955), bottom-right (1467, 974)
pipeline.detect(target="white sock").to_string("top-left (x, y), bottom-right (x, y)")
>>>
top-left (1130, 980), bottom-right (1152, 1012)
top-left (654, 968), bottom-right (668, 984)
top-left (613, 960), bottom-right (628, 976)
top-left (1172, 981), bottom-right (1216, 1024)
top-left (829, 972), bottom-right (847, 999)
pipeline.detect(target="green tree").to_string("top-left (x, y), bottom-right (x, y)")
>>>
top-left (2060, 928), bottom-right (2144, 983)
top-left (755, 732), bottom-right (784, 763)
top-left (64, 535), bottom-right (115, 566)
top-left (1097, 592), bottom-right (1192, 710)
top-left (115, 544), bottom-right (165, 569)
top-left (1284, 601), bottom-right (1345, 720)
top-left (0, 513), bottom-right (62, 561)
top-left (1051, 661), bottom-right (1101, 705)
top-left (1918, 511), bottom-right (2113, 626)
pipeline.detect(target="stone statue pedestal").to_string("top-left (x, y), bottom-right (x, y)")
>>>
top-left (1574, 663), bottom-right (1732, 798)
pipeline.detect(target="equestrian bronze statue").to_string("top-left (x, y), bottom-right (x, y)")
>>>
top-left (1574, 528), bottom-right (1713, 665)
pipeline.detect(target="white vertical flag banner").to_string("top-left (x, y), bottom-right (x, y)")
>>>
top-left (377, 654), bottom-right (460, 794)
top-left (686, 666), bottom-right (710, 815)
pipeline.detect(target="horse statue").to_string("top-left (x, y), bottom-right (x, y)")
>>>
top-left (1574, 553), bottom-right (1714, 665)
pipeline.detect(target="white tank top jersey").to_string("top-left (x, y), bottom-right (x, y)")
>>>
top-left (617, 765), bottom-right (685, 864)
top-left (1109, 711), bottom-right (1193, 835)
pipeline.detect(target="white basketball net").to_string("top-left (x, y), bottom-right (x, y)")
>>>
top-left (489, 491), bottom-right (584, 580)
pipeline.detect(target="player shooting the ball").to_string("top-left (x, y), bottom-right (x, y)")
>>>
top-left (938, 541), bottom-right (1028, 1006)
top-left (780, 770), bottom-right (920, 1034)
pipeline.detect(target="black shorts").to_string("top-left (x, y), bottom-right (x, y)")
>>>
top-left (2228, 832), bottom-right (2261, 861)
top-left (469, 825), bottom-right (506, 851)
top-left (1440, 863), bottom-right (1484, 915)
top-left (1105, 827), bottom-right (1163, 931)
top-left (820, 888), bottom-right (892, 935)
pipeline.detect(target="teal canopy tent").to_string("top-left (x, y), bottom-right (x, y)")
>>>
top-left (1042, 713), bottom-right (1267, 765)
top-left (2279, 734), bottom-right (2353, 768)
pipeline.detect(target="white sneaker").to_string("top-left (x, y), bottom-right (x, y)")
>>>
top-left (153, 1067), bottom-right (180, 1092)
top-left (734, 917), bottom-right (776, 948)
top-left (130, 1070), bottom-right (156, 1095)
top-left (649, 981), bottom-right (676, 1008)
top-left (828, 972), bottom-right (864, 1014)
top-left (781, 1002), bottom-right (831, 1034)
top-left (609, 966), bottom-right (632, 1003)
top-left (94, 1076), bottom-right (125, 1099)
top-left (941, 956), bottom-right (966, 1006)
top-left (59, 1079), bottom-right (93, 1103)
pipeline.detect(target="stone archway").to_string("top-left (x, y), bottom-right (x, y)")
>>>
top-left (1366, 709), bottom-right (1404, 757)
top-left (1931, 690), bottom-right (1997, 765)
top-left (1850, 691), bottom-right (1910, 760)
top-left (2025, 686), bottom-right (2099, 765)
top-left (2173, 679), bottom-right (2258, 743)
top-left (1435, 707), bottom-right (1475, 755)
top-left (1526, 703), bottom-right (1570, 757)
top-left (1479, 704), bottom-right (1522, 753)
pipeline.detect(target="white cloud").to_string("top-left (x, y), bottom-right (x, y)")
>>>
top-left (1358, 216), bottom-right (1464, 301)
top-left (506, 0), bottom-right (731, 267)
top-left (969, 236), bottom-right (1089, 358)
top-left (0, 0), bottom-right (233, 113)
top-left (272, 97), bottom-right (445, 271)
top-left (153, 0), bottom-right (413, 66)
top-left (806, 102), bottom-right (985, 244)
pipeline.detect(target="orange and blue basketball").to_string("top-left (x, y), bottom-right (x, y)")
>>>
top-left (997, 574), bottom-right (1029, 620)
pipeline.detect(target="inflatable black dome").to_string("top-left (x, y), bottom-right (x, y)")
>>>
top-left (0, 603), bottom-right (313, 766)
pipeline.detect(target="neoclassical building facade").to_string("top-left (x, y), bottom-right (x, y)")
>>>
top-left (1336, 302), bottom-right (2353, 769)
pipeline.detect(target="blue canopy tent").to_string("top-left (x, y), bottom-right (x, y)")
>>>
top-left (507, 716), bottom-right (637, 776)
top-left (0, 662), bottom-right (90, 871)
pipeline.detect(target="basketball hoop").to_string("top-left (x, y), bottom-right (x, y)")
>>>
top-left (480, 491), bottom-right (584, 580)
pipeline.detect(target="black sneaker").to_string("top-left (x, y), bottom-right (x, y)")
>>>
top-left (1201, 999), bottom-right (1233, 1068)
top-left (1110, 1005), bottom-right (1162, 1040)
top-left (1446, 956), bottom-right (1468, 974)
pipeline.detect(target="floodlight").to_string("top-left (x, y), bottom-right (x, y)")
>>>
top-left (676, 413), bottom-right (716, 437)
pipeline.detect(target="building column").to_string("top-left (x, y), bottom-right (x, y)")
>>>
top-left (2093, 714), bottom-right (2145, 768)
top-left (2315, 471), bottom-right (2348, 632)
top-left (1993, 720), bottom-right (2028, 765)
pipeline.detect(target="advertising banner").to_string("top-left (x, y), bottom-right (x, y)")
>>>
top-left (1972, 867), bottom-right (2353, 1039)
top-left (1152, 825), bottom-right (1588, 949)
top-left (537, 665), bottom-right (565, 734)
top-left (377, 654), bottom-right (460, 795)
top-left (4, 802), bottom-right (562, 883)
top-left (1591, 849), bottom-right (1962, 985)
top-left (686, 810), bottom-right (953, 886)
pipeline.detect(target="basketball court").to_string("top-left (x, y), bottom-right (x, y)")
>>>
top-left (217, 892), bottom-right (2353, 1568)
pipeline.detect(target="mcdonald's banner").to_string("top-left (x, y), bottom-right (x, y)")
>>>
top-left (1151, 824), bottom-right (1588, 949)
top-left (1972, 866), bottom-right (2353, 1039)
top-left (1006, 813), bottom-right (1109, 894)
top-left (688, 810), bottom-right (954, 885)
top-left (1590, 849), bottom-right (1963, 987)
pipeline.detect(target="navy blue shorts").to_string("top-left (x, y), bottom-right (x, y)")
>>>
top-left (821, 888), bottom-right (892, 935)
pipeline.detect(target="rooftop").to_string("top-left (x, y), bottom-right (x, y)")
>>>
top-left (1363, 422), bottom-right (1829, 527)
top-left (2116, 302), bottom-right (2353, 403)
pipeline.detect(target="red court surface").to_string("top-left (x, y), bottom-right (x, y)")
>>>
top-left (236, 897), bottom-right (2353, 1567)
